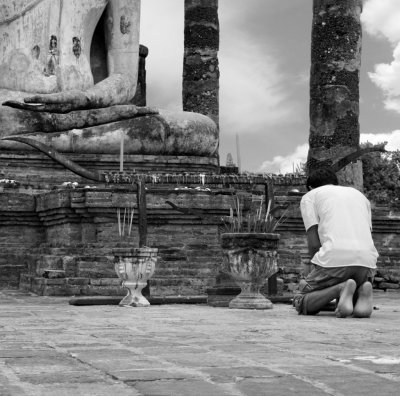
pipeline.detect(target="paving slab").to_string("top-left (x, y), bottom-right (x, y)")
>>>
top-left (0, 289), bottom-right (400, 395)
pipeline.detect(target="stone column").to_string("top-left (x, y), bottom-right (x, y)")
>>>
top-left (183, 0), bottom-right (219, 127)
top-left (308, 0), bottom-right (363, 188)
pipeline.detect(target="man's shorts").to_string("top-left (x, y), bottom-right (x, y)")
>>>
top-left (293, 265), bottom-right (376, 315)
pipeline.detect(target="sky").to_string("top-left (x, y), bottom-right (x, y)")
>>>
top-left (140, 0), bottom-right (400, 173)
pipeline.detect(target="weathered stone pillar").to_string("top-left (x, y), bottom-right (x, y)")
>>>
top-left (308, 0), bottom-right (363, 188)
top-left (183, 0), bottom-right (219, 128)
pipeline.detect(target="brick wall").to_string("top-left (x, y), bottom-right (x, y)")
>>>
top-left (0, 186), bottom-right (399, 296)
top-left (0, 191), bottom-right (44, 287)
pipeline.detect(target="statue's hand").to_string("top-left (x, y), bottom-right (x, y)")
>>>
top-left (3, 74), bottom-right (136, 113)
top-left (3, 90), bottom-right (90, 113)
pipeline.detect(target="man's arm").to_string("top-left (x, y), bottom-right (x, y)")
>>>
top-left (306, 224), bottom-right (321, 258)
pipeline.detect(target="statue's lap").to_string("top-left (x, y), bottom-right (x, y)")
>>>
top-left (0, 89), bottom-right (218, 157)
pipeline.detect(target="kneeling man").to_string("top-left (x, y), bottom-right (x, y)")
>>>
top-left (294, 167), bottom-right (378, 318)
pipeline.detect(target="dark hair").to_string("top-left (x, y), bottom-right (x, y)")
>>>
top-left (306, 167), bottom-right (338, 191)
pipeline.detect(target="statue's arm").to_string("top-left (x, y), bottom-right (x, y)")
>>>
top-left (102, 0), bottom-right (141, 103)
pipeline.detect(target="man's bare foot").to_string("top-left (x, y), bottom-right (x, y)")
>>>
top-left (353, 281), bottom-right (373, 318)
top-left (336, 279), bottom-right (356, 318)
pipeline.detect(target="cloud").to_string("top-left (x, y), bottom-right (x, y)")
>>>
top-left (140, 0), bottom-right (184, 111)
top-left (258, 131), bottom-right (400, 174)
top-left (218, 2), bottom-right (303, 137)
top-left (362, 0), bottom-right (400, 113)
top-left (259, 144), bottom-right (308, 174)
top-left (361, 130), bottom-right (400, 151)
top-left (362, 0), bottom-right (400, 43)
top-left (219, 39), bottom-right (295, 136)
top-left (368, 43), bottom-right (400, 112)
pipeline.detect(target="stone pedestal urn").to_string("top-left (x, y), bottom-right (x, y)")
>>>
top-left (221, 233), bottom-right (279, 309)
top-left (113, 247), bottom-right (158, 307)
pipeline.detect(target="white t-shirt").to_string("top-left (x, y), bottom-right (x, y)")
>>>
top-left (300, 185), bottom-right (378, 269)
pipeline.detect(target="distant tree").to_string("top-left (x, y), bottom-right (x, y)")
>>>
top-left (361, 143), bottom-right (400, 204)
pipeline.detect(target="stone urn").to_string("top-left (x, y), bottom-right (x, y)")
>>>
top-left (221, 233), bottom-right (279, 309)
top-left (113, 246), bottom-right (158, 307)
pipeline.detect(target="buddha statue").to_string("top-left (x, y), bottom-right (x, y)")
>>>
top-left (0, 0), bottom-right (218, 162)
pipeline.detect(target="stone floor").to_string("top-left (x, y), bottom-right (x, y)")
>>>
top-left (1, 289), bottom-right (400, 396)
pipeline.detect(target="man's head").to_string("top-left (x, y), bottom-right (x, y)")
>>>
top-left (306, 167), bottom-right (338, 191)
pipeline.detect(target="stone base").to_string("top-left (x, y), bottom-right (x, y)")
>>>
top-left (206, 286), bottom-right (295, 307)
top-left (206, 286), bottom-right (241, 307)
top-left (229, 291), bottom-right (273, 310)
top-left (119, 290), bottom-right (150, 307)
top-left (0, 151), bottom-right (219, 188)
top-left (2, 180), bottom-right (399, 297)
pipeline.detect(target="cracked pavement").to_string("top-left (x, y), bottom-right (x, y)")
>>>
top-left (1, 289), bottom-right (400, 395)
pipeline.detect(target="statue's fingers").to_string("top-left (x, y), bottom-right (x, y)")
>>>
top-left (2, 100), bottom-right (46, 111)
top-left (2, 100), bottom-right (73, 113)
top-left (24, 93), bottom-right (64, 104)
top-left (24, 90), bottom-right (85, 105)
